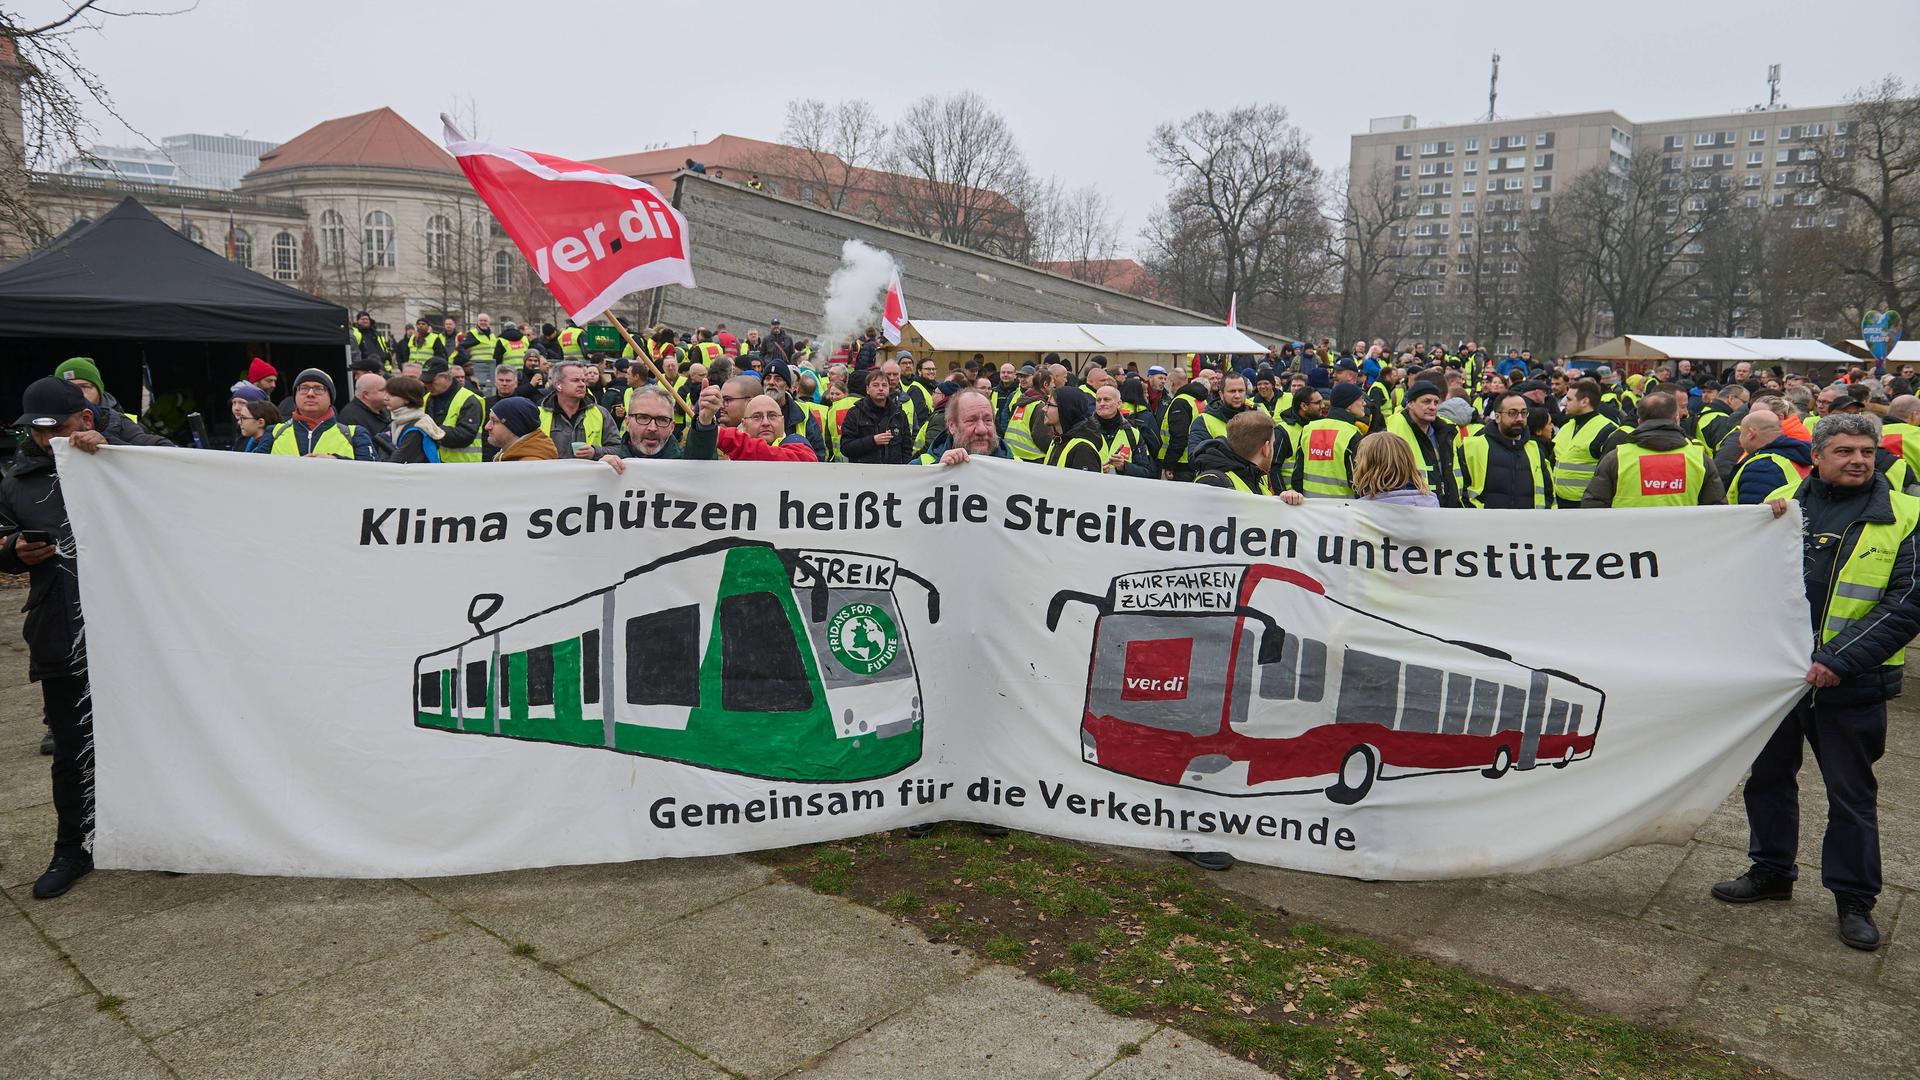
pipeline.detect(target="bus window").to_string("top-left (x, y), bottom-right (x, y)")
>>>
top-left (1468, 678), bottom-right (1500, 735)
top-left (1258, 634), bottom-right (1299, 700)
top-left (1297, 639), bottom-right (1326, 702)
top-left (1546, 698), bottom-right (1570, 736)
top-left (526, 645), bottom-right (555, 708)
top-left (466, 661), bottom-right (487, 711)
top-left (1442, 673), bottom-right (1472, 734)
top-left (627, 605), bottom-right (700, 706)
top-left (582, 630), bottom-right (601, 705)
top-left (418, 671), bottom-right (442, 709)
top-left (1568, 702), bottom-right (1585, 735)
top-left (1399, 664), bottom-right (1443, 732)
top-left (1335, 650), bottom-right (1400, 727)
top-left (1497, 684), bottom-right (1527, 733)
top-left (719, 592), bottom-right (813, 713)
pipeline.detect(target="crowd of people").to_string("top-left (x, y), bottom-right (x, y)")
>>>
top-left (4, 314), bottom-right (1915, 953)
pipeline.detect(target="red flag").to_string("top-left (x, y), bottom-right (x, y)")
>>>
top-left (1226, 291), bottom-right (1237, 329)
top-left (882, 266), bottom-right (908, 345)
top-left (441, 116), bottom-right (694, 322)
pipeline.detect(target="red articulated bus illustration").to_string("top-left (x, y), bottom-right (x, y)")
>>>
top-left (1045, 564), bottom-right (1605, 804)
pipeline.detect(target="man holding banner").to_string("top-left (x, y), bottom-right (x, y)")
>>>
top-left (1715, 411), bottom-right (1920, 952)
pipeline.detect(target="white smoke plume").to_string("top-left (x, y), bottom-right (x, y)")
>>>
top-left (817, 240), bottom-right (899, 358)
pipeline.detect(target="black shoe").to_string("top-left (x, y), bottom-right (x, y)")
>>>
top-left (38, 732), bottom-right (53, 755)
top-left (1838, 896), bottom-right (1882, 951)
top-left (1711, 866), bottom-right (1793, 904)
top-left (31, 854), bottom-right (91, 899)
top-left (1179, 850), bottom-right (1235, 872)
top-left (903, 823), bottom-right (935, 839)
top-left (977, 824), bottom-right (1009, 838)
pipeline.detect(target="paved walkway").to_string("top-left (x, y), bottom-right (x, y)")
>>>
top-left (0, 600), bottom-right (1263, 1079)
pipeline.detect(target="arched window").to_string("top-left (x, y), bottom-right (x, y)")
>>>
top-left (230, 227), bottom-right (252, 268)
top-left (318, 209), bottom-right (346, 265)
top-left (271, 231), bottom-right (298, 281)
top-left (425, 214), bottom-right (452, 270)
top-left (363, 210), bottom-right (395, 269)
top-left (185, 223), bottom-right (204, 246)
top-left (492, 249), bottom-right (513, 289)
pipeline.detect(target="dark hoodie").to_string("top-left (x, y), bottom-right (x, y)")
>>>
top-left (1161, 382), bottom-right (1209, 469)
top-left (1580, 419), bottom-right (1727, 507)
top-left (1731, 435), bottom-right (1814, 505)
top-left (1095, 411), bottom-right (1156, 478)
top-left (1191, 437), bottom-right (1269, 493)
top-left (1188, 397), bottom-right (1255, 459)
top-left (1045, 388), bottom-right (1103, 471)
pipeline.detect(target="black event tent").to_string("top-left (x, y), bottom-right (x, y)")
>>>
top-left (0, 197), bottom-right (349, 447)
top-left (0, 196), bottom-right (347, 340)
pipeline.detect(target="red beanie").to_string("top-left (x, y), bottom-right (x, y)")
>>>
top-left (248, 358), bottom-right (276, 383)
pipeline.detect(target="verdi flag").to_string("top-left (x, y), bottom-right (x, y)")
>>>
top-left (441, 116), bottom-right (695, 322)
top-left (882, 266), bottom-right (908, 345)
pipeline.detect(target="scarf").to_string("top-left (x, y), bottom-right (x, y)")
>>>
top-left (388, 405), bottom-right (446, 443)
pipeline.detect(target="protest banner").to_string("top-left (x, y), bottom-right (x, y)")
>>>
top-left (61, 446), bottom-right (1810, 880)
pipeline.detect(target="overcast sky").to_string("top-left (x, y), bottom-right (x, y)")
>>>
top-left (54, 0), bottom-right (1920, 257)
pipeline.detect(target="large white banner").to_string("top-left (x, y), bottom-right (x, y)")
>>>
top-left (60, 445), bottom-right (1810, 880)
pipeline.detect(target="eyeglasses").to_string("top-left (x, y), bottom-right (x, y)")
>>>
top-left (631, 415), bottom-right (674, 428)
top-left (722, 394), bottom-right (753, 403)
top-left (744, 411), bottom-right (783, 423)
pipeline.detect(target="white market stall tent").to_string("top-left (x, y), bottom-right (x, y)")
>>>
top-left (1843, 339), bottom-right (1920, 363)
top-left (1569, 334), bottom-right (1855, 376)
top-left (897, 319), bottom-right (1269, 372)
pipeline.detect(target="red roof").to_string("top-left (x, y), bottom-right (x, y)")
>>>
top-left (1041, 259), bottom-right (1166, 301)
top-left (250, 107), bottom-right (455, 177)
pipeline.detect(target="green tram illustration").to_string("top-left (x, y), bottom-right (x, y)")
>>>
top-left (412, 538), bottom-right (939, 782)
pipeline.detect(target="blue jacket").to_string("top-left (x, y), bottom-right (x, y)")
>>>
top-left (1733, 436), bottom-right (1813, 505)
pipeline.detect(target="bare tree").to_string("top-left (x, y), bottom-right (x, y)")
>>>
top-left (421, 193), bottom-right (493, 322)
top-left (1331, 165), bottom-right (1418, 343)
top-left (1144, 103), bottom-right (1331, 329)
top-left (1556, 152), bottom-right (1732, 337)
top-left (778, 98), bottom-right (886, 212)
top-left (885, 91), bottom-right (1031, 254)
top-left (1021, 179), bottom-right (1120, 274)
top-left (0, 2), bottom-right (198, 253)
top-left (1809, 76), bottom-right (1920, 317)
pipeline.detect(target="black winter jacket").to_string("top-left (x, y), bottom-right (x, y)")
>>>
top-left (1191, 438), bottom-right (1270, 492)
top-left (0, 433), bottom-right (129, 680)
top-left (1802, 473), bottom-right (1920, 705)
top-left (839, 396), bottom-right (914, 464)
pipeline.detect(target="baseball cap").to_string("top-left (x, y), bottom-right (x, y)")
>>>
top-left (1147, 365), bottom-right (1168, 376)
top-left (769, 316), bottom-right (782, 325)
top-left (15, 377), bottom-right (88, 428)
top-left (1018, 364), bottom-right (1037, 376)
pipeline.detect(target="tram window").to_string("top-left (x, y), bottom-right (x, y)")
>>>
top-left (500, 658), bottom-right (510, 706)
top-left (582, 630), bottom-right (601, 705)
top-left (1497, 684), bottom-right (1527, 732)
top-left (525, 645), bottom-right (555, 707)
top-left (1468, 678), bottom-right (1500, 735)
top-left (418, 671), bottom-right (441, 709)
top-left (1399, 664), bottom-right (1443, 732)
top-left (1546, 698), bottom-right (1569, 736)
top-left (1297, 639), bottom-right (1326, 702)
top-left (627, 605), bottom-right (699, 706)
top-left (720, 592), bottom-right (813, 713)
top-left (465, 661), bottom-right (487, 710)
top-left (1258, 634), bottom-right (1299, 700)
top-left (1335, 649), bottom-right (1399, 727)
top-left (1442, 673), bottom-right (1472, 734)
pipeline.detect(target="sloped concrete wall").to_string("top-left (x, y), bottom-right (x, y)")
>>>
top-left (648, 173), bottom-right (1276, 348)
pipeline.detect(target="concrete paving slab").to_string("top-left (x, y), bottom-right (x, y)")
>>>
top-left (0, 742), bottom-right (50, 813)
top-left (0, 800), bottom-right (53, 889)
top-left (1684, 945), bottom-right (1920, 1080)
top-left (1501, 841), bottom-right (1692, 919)
top-left (0, 993), bottom-right (174, 1079)
top-left (504, 1018), bottom-right (731, 1080)
top-left (61, 876), bottom-right (462, 1038)
top-left (152, 928), bottom-right (613, 1080)
top-left (1202, 861), bottom-right (1483, 950)
top-left (412, 854), bottom-right (772, 965)
top-left (23, 868), bottom-right (255, 941)
top-left (799, 964), bottom-right (1155, 1080)
top-left (1642, 845), bottom-right (1896, 981)
top-left (1092, 1026), bottom-right (1277, 1080)
top-left (564, 881), bottom-right (973, 1078)
top-left (0, 908), bottom-right (83, 1016)
top-left (1421, 888), bottom-right (1721, 1020)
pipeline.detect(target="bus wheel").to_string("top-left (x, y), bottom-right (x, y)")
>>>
top-left (1324, 745), bottom-right (1378, 805)
top-left (1552, 745), bottom-right (1575, 769)
top-left (1483, 745), bottom-right (1513, 779)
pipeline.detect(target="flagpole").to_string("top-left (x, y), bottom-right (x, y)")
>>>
top-left (603, 312), bottom-right (695, 417)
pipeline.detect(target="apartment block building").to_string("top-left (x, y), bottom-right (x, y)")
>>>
top-left (1347, 102), bottom-right (1853, 347)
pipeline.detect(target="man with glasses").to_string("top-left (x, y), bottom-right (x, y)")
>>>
top-left (1459, 391), bottom-right (1552, 508)
top-left (603, 385), bottom-right (721, 475)
top-left (254, 369), bottom-right (373, 460)
top-left (715, 392), bottom-right (818, 462)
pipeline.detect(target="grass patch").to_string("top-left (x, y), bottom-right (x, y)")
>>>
top-left (755, 832), bottom-right (1774, 1080)
top-left (94, 994), bottom-right (124, 1012)
top-left (509, 942), bottom-right (537, 957)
